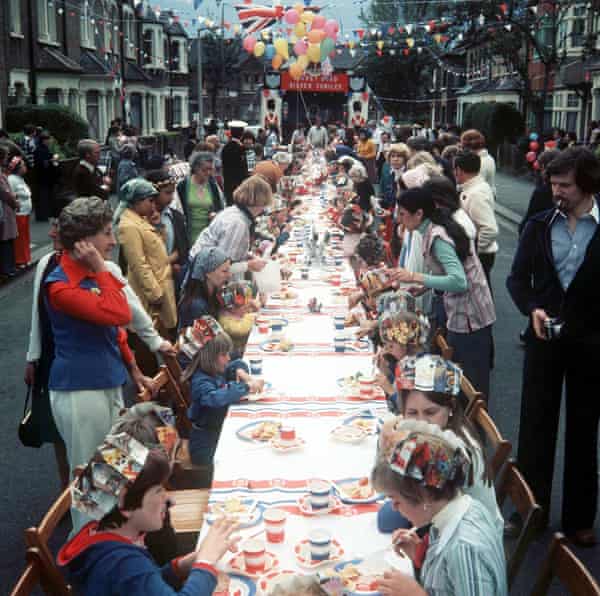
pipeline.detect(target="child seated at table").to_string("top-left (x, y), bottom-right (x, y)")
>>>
top-left (58, 427), bottom-right (239, 596)
top-left (217, 281), bottom-right (260, 356)
top-left (180, 316), bottom-right (264, 465)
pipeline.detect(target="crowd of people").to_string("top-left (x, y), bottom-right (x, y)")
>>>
top-left (13, 110), bottom-right (600, 594)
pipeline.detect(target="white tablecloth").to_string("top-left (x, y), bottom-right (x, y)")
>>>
top-left (197, 189), bottom-right (413, 592)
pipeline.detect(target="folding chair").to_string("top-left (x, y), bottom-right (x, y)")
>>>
top-left (531, 533), bottom-right (600, 596)
top-left (467, 399), bottom-right (512, 481)
top-left (24, 484), bottom-right (74, 596)
top-left (496, 460), bottom-right (543, 590)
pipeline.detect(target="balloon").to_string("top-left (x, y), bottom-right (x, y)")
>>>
top-left (307, 42), bottom-right (321, 63)
top-left (529, 132), bottom-right (539, 141)
top-left (324, 19), bottom-right (339, 38)
top-left (297, 54), bottom-right (309, 69)
top-left (243, 35), bottom-right (257, 53)
top-left (320, 37), bottom-right (335, 60)
top-left (376, 40), bottom-right (384, 50)
top-left (529, 141), bottom-right (540, 151)
top-left (294, 3), bottom-right (303, 12)
top-left (294, 38), bottom-right (308, 55)
top-left (272, 54), bottom-right (283, 69)
top-left (526, 151), bottom-right (537, 163)
top-left (312, 15), bottom-right (326, 29)
top-left (263, 89), bottom-right (270, 98)
top-left (301, 10), bottom-right (314, 24)
top-left (253, 40), bottom-right (265, 57)
top-left (274, 37), bottom-right (289, 59)
top-left (294, 22), bottom-right (306, 37)
top-left (362, 91), bottom-right (369, 101)
top-left (289, 62), bottom-right (304, 79)
top-left (533, 160), bottom-right (541, 171)
top-left (284, 8), bottom-right (299, 24)
top-left (307, 29), bottom-right (325, 44)
top-left (265, 44), bottom-right (275, 59)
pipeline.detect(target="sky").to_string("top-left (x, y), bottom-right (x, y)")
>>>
top-left (154, 0), bottom-right (365, 37)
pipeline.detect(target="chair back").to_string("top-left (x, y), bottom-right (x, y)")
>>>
top-left (10, 549), bottom-right (41, 596)
top-left (24, 484), bottom-right (74, 596)
top-left (531, 533), bottom-right (600, 596)
top-left (467, 399), bottom-right (512, 480)
top-left (496, 460), bottom-right (543, 590)
top-left (138, 365), bottom-right (192, 435)
top-left (433, 328), bottom-right (454, 360)
top-left (162, 353), bottom-right (191, 407)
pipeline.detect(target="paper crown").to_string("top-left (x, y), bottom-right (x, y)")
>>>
top-left (71, 432), bottom-right (150, 520)
top-left (394, 354), bottom-right (462, 396)
top-left (376, 290), bottom-right (416, 316)
top-left (387, 419), bottom-right (470, 490)
top-left (178, 316), bottom-right (223, 360)
top-left (359, 267), bottom-right (393, 297)
top-left (379, 310), bottom-right (430, 347)
top-left (218, 281), bottom-right (257, 310)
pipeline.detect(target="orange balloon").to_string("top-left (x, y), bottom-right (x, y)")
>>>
top-left (289, 62), bottom-right (304, 79)
top-left (272, 54), bottom-right (283, 69)
top-left (307, 29), bottom-right (325, 44)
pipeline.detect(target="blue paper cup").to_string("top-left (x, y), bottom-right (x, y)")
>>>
top-left (308, 529), bottom-right (332, 561)
top-left (249, 358), bottom-right (263, 375)
top-left (334, 336), bottom-right (346, 353)
top-left (309, 480), bottom-right (331, 510)
top-left (334, 315), bottom-right (345, 331)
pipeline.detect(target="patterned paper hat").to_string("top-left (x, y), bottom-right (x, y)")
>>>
top-left (394, 354), bottom-right (462, 396)
top-left (387, 419), bottom-right (470, 490)
top-left (379, 310), bottom-right (431, 348)
top-left (376, 290), bottom-right (416, 317)
top-left (71, 432), bottom-right (150, 520)
top-left (218, 280), bottom-right (257, 310)
top-left (177, 316), bottom-right (224, 361)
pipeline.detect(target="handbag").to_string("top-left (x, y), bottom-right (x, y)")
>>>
top-left (18, 385), bottom-right (43, 448)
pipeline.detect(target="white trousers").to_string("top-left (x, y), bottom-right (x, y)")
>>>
top-left (50, 387), bottom-right (124, 532)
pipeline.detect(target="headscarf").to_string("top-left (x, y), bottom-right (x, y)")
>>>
top-left (113, 177), bottom-right (158, 225)
top-left (190, 246), bottom-right (229, 281)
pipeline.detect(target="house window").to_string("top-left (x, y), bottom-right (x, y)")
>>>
top-left (10, 0), bottom-right (22, 35)
top-left (123, 7), bottom-right (135, 58)
top-left (566, 111), bottom-right (578, 132)
top-left (567, 93), bottom-right (579, 107)
top-left (68, 90), bottom-right (78, 111)
top-left (45, 89), bottom-right (60, 104)
top-left (111, 5), bottom-right (119, 54)
top-left (173, 96), bottom-right (182, 126)
top-left (38, 0), bottom-right (57, 42)
top-left (143, 29), bottom-right (154, 65)
top-left (86, 91), bottom-right (100, 140)
top-left (170, 40), bottom-right (180, 70)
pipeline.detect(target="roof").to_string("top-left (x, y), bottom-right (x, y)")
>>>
top-left (123, 60), bottom-right (151, 82)
top-left (455, 75), bottom-right (522, 96)
top-left (37, 47), bottom-right (83, 73)
top-left (80, 50), bottom-right (112, 76)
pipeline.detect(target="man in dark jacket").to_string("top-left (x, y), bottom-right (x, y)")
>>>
top-left (506, 147), bottom-right (600, 547)
top-left (71, 139), bottom-right (110, 200)
top-left (221, 120), bottom-right (248, 206)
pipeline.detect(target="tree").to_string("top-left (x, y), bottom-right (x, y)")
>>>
top-left (200, 32), bottom-right (245, 118)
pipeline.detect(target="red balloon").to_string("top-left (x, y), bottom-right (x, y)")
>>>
top-left (526, 151), bottom-right (537, 163)
top-left (533, 160), bottom-right (541, 170)
top-left (263, 89), bottom-right (270, 97)
top-left (529, 141), bottom-right (540, 151)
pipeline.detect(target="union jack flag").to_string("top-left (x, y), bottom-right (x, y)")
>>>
top-left (234, 3), bottom-right (322, 35)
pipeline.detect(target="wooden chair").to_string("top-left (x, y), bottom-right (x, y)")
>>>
top-left (162, 353), bottom-right (191, 407)
top-left (467, 399), bottom-right (512, 481)
top-left (167, 489), bottom-right (211, 553)
top-left (10, 549), bottom-right (41, 596)
top-left (531, 533), bottom-right (600, 596)
top-left (24, 484), bottom-right (74, 596)
top-left (138, 365), bottom-right (192, 435)
top-left (433, 328), bottom-right (454, 360)
top-left (496, 460), bottom-right (543, 590)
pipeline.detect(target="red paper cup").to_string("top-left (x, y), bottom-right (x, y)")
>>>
top-left (243, 539), bottom-right (266, 573)
top-left (279, 427), bottom-right (296, 441)
top-left (264, 508), bottom-right (287, 544)
top-left (359, 378), bottom-right (374, 397)
top-left (257, 317), bottom-right (269, 334)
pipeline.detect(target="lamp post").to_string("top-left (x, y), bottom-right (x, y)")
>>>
top-left (197, 27), bottom-right (204, 139)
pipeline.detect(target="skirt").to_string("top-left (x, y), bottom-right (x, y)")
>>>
top-left (14, 214), bottom-right (31, 266)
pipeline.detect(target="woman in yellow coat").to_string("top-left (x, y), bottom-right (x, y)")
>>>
top-left (356, 128), bottom-right (378, 184)
top-left (116, 179), bottom-right (177, 369)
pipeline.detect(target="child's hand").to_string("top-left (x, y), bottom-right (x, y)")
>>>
top-left (248, 378), bottom-right (265, 394)
top-left (196, 518), bottom-right (240, 564)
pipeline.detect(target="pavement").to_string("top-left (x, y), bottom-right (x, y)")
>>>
top-left (2, 171), bottom-right (598, 594)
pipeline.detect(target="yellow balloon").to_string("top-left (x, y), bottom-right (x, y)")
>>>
top-left (254, 40), bottom-right (265, 57)
top-left (274, 37), bottom-right (289, 60)
top-left (294, 22), bottom-right (306, 37)
top-left (376, 40), bottom-right (384, 50)
top-left (294, 3), bottom-right (303, 13)
top-left (301, 10), bottom-right (314, 24)
top-left (272, 54), bottom-right (283, 70)
top-left (289, 62), bottom-right (304, 80)
top-left (307, 42), bottom-right (320, 63)
top-left (297, 54), bottom-right (309, 69)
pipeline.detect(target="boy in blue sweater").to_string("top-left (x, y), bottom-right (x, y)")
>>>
top-left (179, 316), bottom-right (264, 465)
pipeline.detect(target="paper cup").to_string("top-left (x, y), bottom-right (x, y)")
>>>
top-left (249, 358), bottom-right (263, 376)
top-left (308, 529), bottom-right (332, 561)
top-left (309, 480), bottom-right (331, 510)
top-left (330, 274), bottom-right (341, 287)
top-left (301, 268), bottom-right (309, 280)
top-left (334, 315), bottom-right (345, 331)
top-left (264, 508), bottom-right (287, 544)
top-left (334, 336), bottom-right (346, 353)
top-left (279, 426), bottom-right (296, 442)
top-left (243, 539), bottom-right (266, 574)
top-left (359, 378), bottom-right (374, 398)
top-left (257, 317), bottom-right (269, 334)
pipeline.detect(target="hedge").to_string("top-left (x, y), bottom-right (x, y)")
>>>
top-left (462, 101), bottom-right (524, 151)
top-left (6, 104), bottom-right (89, 156)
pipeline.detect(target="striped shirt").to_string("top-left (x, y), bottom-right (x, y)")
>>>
top-left (421, 495), bottom-right (507, 596)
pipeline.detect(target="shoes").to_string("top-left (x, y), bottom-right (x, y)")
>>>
top-left (567, 529), bottom-right (597, 548)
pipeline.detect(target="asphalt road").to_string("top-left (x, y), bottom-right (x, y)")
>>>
top-left (1, 173), bottom-right (598, 594)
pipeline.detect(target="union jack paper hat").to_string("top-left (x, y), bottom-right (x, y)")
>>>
top-left (387, 420), bottom-right (470, 490)
top-left (178, 316), bottom-right (224, 360)
top-left (218, 281), bottom-right (257, 310)
top-left (394, 354), bottom-right (462, 396)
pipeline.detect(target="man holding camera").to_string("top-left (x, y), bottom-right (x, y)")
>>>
top-left (507, 147), bottom-right (600, 546)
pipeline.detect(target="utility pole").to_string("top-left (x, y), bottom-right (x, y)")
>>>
top-left (197, 28), bottom-right (204, 139)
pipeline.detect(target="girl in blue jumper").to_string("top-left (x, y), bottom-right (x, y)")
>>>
top-left (179, 316), bottom-right (264, 465)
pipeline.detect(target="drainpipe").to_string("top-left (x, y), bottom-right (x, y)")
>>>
top-left (27, 0), bottom-right (38, 104)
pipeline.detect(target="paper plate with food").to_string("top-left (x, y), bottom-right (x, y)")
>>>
top-left (297, 494), bottom-right (342, 516)
top-left (334, 477), bottom-right (380, 504)
top-left (241, 382), bottom-right (273, 403)
top-left (206, 498), bottom-right (263, 528)
top-left (270, 436), bottom-right (305, 453)
top-left (213, 573), bottom-right (257, 596)
top-left (330, 425), bottom-right (368, 444)
top-left (270, 289), bottom-right (299, 301)
top-left (341, 411), bottom-right (383, 435)
top-left (236, 420), bottom-right (282, 443)
top-left (294, 539), bottom-right (345, 570)
top-left (227, 551), bottom-right (279, 579)
top-left (257, 570), bottom-right (296, 595)
top-left (337, 372), bottom-right (366, 392)
top-left (320, 559), bottom-right (390, 596)
top-left (259, 338), bottom-right (294, 353)
top-left (344, 338), bottom-right (371, 352)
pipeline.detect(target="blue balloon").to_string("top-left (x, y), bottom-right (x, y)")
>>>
top-left (304, 0), bottom-right (311, 5)
top-left (529, 132), bottom-right (539, 141)
top-left (265, 44), bottom-right (275, 59)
